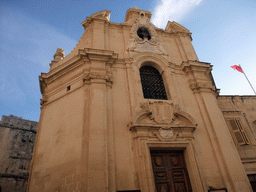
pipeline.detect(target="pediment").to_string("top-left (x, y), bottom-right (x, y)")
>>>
top-left (90, 10), bottom-right (111, 21)
top-left (131, 101), bottom-right (196, 127)
top-left (165, 21), bottom-right (190, 33)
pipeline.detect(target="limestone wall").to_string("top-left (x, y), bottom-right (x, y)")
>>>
top-left (0, 115), bottom-right (38, 192)
top-left (217, 96), bottom-right (256, 174)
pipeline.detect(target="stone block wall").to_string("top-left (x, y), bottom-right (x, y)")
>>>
top-left (217, 96), bottom-right (256, 174)
top-left (0, 115), bottom-right (38, 192)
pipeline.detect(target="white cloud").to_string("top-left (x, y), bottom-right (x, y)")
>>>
top-left (151, 0), bottom-right (203, 28)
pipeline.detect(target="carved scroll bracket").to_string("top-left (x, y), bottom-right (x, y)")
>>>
top-left (83, 70), bottom-right (113, 87)
top-left (181, 60), bottom-right (217, 93)
top-left (128, 100), bottom-right (197, 141)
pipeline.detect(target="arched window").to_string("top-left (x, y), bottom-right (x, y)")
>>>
top-left (140, 66), bottom-right (167, 100)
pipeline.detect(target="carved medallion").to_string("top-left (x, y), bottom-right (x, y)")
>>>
top-left (159, 128), bottom-right (174, 139)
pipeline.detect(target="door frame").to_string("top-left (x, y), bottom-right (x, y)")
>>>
top-left (136, 139), bottom-right (205, 192)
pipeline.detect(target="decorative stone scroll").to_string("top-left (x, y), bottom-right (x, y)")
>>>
top-left (90, 10), bottom-right (111, 21)
top-left (138, 101), bottom-right (178, 125)
top-left (83, 72), bottom-right (113, 83)
top-left (182, 60), bottom-right (216, 94)
top-left (189, 81), bottom-right (213, 91)
top-left (83, 71), bottom-right (113, 87)
top-left (129, 100), bottom-right (197, 141)
top-left (127, 13), bottom-right (168, 56)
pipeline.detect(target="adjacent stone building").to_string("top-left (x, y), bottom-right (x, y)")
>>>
top-left (0, 115), bottom-right (38, 192)
top-left (27, 8), bottom-right (256, 192)
top-left (217, 96), bottom-right (256, 191)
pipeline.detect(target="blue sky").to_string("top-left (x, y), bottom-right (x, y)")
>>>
top-left (1, 0), bottom-right (256, 121)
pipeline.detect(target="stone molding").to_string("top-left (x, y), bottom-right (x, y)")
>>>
top-left (124, 8), bottom-right (152, 23)
top-left (83, 70), bottom-right (113, 87)
top-left (132, 52), bottom-right (172, 68)
top-left (129, 100), bottom-right (197, 141)
top-left (81, 10), bottom-right (111, 29)
top-left (181, 60), bottom-right (217, 93)
top-left (127, 13), bottom-right (169, 57)
top-left (134, 100), bottom-right (196, 125)
top-left (165, 21), bottom-right (192, 40)
top-left (39, 48), bottom-right (118, 97)
top-left (129, 99), bottom-right (201, 191)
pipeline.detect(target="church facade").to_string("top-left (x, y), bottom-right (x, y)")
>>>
top-left (27, 8), bottom-right (255, 192)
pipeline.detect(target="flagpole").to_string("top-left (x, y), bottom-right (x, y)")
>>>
top-left (240, 64), bottom-right (256, 95)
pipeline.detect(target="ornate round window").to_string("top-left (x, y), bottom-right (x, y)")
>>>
top-left (137, 27), bottom-right (151, 40)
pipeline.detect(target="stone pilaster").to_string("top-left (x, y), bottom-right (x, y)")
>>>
top-left (81, 48), bottom-right (118, 192)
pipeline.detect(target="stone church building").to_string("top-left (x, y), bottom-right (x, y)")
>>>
top-left (26, 8), bottom-right (256, 192)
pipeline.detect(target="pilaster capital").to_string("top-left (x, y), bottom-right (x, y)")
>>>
top-left (39, 75), bottom-right (48, 95)
top-left (181, 60), bottom-right (217, 93)
top-left (83, 68), bottom-right (113, 87)
top-left (181, 60), bottom-right (212, 73)
top-left (78, 48), bottom-right (118, 64)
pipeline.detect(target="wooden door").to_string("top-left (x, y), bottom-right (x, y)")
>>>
top-left (151, 150), bottom-right (192, 192)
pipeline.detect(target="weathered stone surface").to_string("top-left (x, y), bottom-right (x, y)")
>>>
top-left (0, 115), bottom-right (38, 192)
top-left (27, 8), bottom-right (254, 192)
top-left (217, 96), bottom-right (256, 174)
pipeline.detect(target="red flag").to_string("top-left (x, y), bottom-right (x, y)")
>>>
top-left (231, 65), bottom-right (243, 73)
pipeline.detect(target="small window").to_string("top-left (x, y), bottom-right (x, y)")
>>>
top-left (67, 86), bottom-right (71, 91)
top-left (226, 119), bottom-right (249, 145)
top-left (140, 66), bottom-right (167, 100)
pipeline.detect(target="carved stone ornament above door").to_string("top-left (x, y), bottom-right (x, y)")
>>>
top-left (159, 128), bottom-right (175, 139)
top-left (134, 101), bottom-right (182, 125)
top-left (128, 101), bottom-right (197, 140)
top-left (156, 127), bottom-right (179, 141)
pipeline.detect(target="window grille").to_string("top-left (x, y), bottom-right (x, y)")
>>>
top-left (140, 66), bottom-right (167, 100)
top-left (226, 118), bottom-right (249, 145)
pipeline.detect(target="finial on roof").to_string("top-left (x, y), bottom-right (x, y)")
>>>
top-left (53, 48), bottom-right (65, 61)
top-left (133, 5), bottom-right (139, 9)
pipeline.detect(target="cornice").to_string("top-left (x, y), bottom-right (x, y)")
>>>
top-left (181, 60), bottom-right (217, 93)
top-left (39, 48), bottom-right (118, 95)
top-left (181, 60), bottom-right (212, 72)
